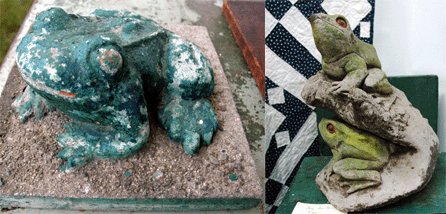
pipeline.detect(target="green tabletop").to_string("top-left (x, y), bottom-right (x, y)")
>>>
top-left (276, 153), bottom-right (446, 213)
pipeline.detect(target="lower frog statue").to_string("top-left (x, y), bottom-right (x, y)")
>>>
top-left (13, 8), bottom-right (218, 171)
top-left (319, 118), bottom-right (396, 194)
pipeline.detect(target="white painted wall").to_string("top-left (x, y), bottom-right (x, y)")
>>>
top-left (374, 1), bottom-right (446, 151)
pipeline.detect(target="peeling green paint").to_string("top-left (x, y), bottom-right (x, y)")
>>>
top-left (229, 174), bottom-right (238, 181)
top-left (14, 7), bottom-right (218, 171)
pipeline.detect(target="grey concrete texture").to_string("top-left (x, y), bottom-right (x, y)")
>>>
top-left (0, 25), bottom-right (261, 207)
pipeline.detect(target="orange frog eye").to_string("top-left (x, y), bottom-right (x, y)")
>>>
top-left (327, 124), bottom-right (335, 134)
top-left (336, 18), bottom-right (347, 28)
top-left (59, 91), bottom-right (75, 97)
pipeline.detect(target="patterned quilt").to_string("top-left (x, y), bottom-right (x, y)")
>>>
top-left (265, 0), bottom-right (376, 213)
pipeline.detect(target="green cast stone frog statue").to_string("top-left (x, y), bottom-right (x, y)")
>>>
top-left (308, 13), bottom-right (393, 95)
top-left (319, 118), bottom-right (396, 194)
top-left (13, 8), bottom-right (218, 172)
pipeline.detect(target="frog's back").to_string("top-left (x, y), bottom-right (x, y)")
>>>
top-left (355, 38), bottom-right (381, 69)
top-left (344, 128), bottom-right (389, 161)
top-left (28, 8), bottom-right (167, 48)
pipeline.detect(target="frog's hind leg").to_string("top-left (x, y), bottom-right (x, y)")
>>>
top-left (333, 158), bottom-right (384, 193)
top-left (363, 68), bottom-right (393, 94)
top-left (158, 33), bottom-right (218, 154)
top-left (57, 119), bottom-right (150, 172)
top-left (336, 169), bottom-right (382, 193)
top-left (57, 87), bottom-right (150, 172)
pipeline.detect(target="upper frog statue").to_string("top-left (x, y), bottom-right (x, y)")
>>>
top-left (308, 13), bottom-right (393, 95)
top-left (13, 7), bottom-right (218, 172)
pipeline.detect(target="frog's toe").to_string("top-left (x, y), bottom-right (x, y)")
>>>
top-left (343, 180), bottom-right (381, 194)
top-left (167, 117), bottom-right (184, 141)
top-left (12, 86), bottom-right (54, 121)
top-left (34, 103), bottom-right (45, 119)
top-left (198, 116), bottom-right (217, 146)
top-left (159, 98), bottom-right (218, 154)
top-left (202, 131), bottom-right (213, 146)
top-left (57, 130), bottom-right (86, 148)
top-left (18, 106), bottom-right (33, 122)
top-left (167, 119), bottom-right (209, 153)
top-left (56, 127), bottom-right (96, 171)
top-left (57, 146), bottom-right (94, 172)
top-left (182, 130), bottom-right (200, 154)
top-left (58, 147), bottom-right (75, 159)
top-left (329, 86), bottom-right (340, 94)
top-left (60, 157), bottom-right (87, 172)
top-left (329, 82), bottom-right (352, 95)
top-left (59, 155), bottom-right (89, 172)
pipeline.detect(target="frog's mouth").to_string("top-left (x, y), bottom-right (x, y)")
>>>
top-left (20, 71), bottom-right (76, 99)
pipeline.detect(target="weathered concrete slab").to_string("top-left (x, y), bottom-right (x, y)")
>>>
top-left (0, 25), bottom-right (262, 211)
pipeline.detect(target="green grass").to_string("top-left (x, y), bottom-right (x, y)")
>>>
top-left (0, 0), bottom-right (34, 66)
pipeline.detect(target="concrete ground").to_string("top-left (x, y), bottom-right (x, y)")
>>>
top-left (1, 0), bottom-right (264, 213)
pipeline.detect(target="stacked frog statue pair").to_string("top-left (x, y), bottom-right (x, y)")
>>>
top-left (302, 14), bottom-right (439, 212)
top-left (13, 8), bottom-right (218, 172)
top-left (308, 13), bottom-right (396, 194)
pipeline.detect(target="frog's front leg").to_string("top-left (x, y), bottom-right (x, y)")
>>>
top-left (332, 158), bottom-right (384, 193)
top-left (321, 150), bottom-right (342, 180)
top-left (330, 54), bottom-right (368, 95)
top-left (158, 33), bottom-right (218, 154)
top-left (12, 86), bottom-right (55, 121)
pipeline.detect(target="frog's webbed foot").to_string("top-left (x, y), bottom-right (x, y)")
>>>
top-left (340, 180), bottom-right (381, 194)
top-left (160, 32), bottom-right (218, 154)
top-left (12, 86), bottom-right (55, 121)
top-left (320, 159), bottom-right (336, 180)
top-left (57, 127), bottom-right (95, 172)
top-left (158, 97), bottom-right (218, 154)
top-left (321, 168), bottom-right (334, 182)
top-left (329, 81), bottom-right (352, 95)
top-left (57, 143), bottom-right (94, 172)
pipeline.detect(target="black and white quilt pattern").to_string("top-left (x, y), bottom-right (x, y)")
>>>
top-left (265, 0), bottom-right (375, 213)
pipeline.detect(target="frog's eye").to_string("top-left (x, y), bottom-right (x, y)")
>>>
top-left (327, 124), bottom-right (335, 134)
top-left (89, 45), bottom-right (123, 76)
top-left (336, 18), bottom-right (347, 28)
